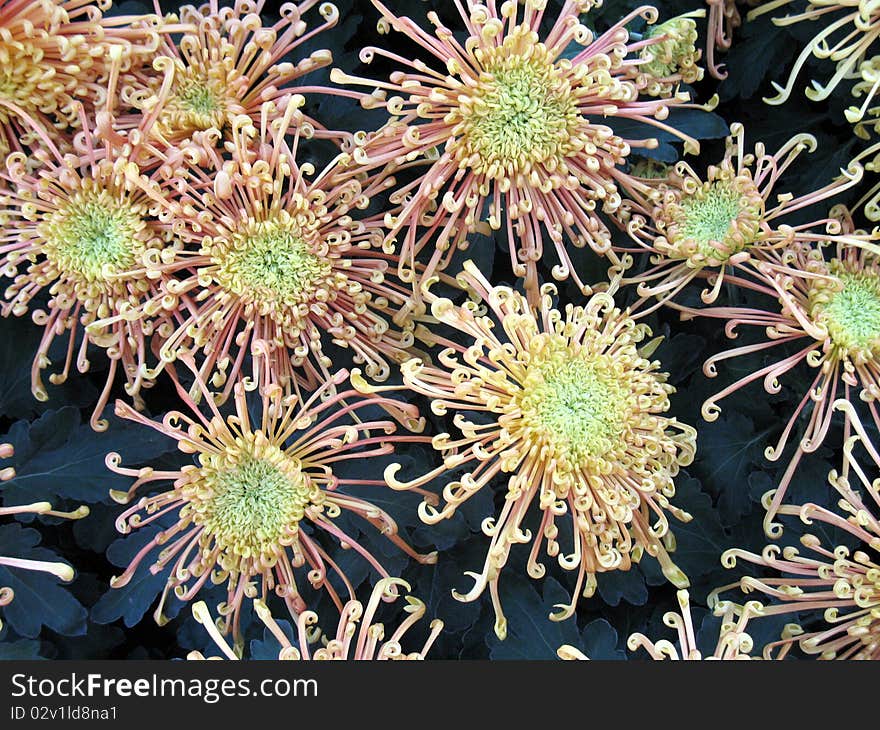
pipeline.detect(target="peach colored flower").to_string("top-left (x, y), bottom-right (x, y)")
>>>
top-left (384, 261), bottom-right (696, 638)
top-left (619, 123), bottom-right (865, 313)
top-left (0, 96), bottom-right (182, 429)
top-left (119, 0), bottom-right (347, 154)
top-left (331, 0), bottom-right (708, 302)
top-left (107, 364), bottom-right (435, 640)
top-left (121, 97), bottom-right (418, 402)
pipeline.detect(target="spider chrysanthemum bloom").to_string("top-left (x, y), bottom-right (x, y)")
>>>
top-left (749, 0), bottom-right (880, 107)
top-left (121, 0), bottom-right (346, 153)
top-left (690, 210), bottom-right (880, 535)
top-left (123, 98), bottom-right (417, 401)
top-left (0, 0), bottom-right (165, 157)
top-left (0, 444), bottom-right (89, 632)
top-left (557, 590), bottom-right (761, 660)
top-left (331, 0), bottom-right (707, 301)
top-left (636, 12), bottom-right (705, 97)
top-left (619, 124), bottom-right (865, 313)
top-left (0, 102), bottom-right (182, 430)
top-left (189, 577), bottom-right (443, 659)
top-left (107, 365), bottom-right (436, 640)
top-left (384, 261), bottom-right (696, 638)
top-left (713, 399), bottom-right (880, 660)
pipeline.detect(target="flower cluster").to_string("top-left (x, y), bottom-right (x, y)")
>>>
top-left (5, 0), bottom-right (880, 665)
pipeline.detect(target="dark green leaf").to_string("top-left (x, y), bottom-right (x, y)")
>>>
top-left (2, 408), bottom-right (175, 506)
top-left (0, 523), bottom-right (87, 638)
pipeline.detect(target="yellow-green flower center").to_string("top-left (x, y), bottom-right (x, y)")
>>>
top-left (211, 220), bottom-right (332, 308)
top-left (815, 269), bottom-right (880, 354)
top-left (641, 18), bottom-right (701, 82)
top-left (156, 63), bottom-right (233, 137)
top-left (453, 39), bottom-right (581, 179)
top-left (176, 77), bottom-right (226, 129)
top-left (517, 348), bottom-right (629, 464)
top-left (182, 82), bottom-right (220, 114)
top-left (41, 192), bottom-right (145, 283)
top-left (663, 178), bottom-right (763, 264)
top-left (680, 185), bottom-right (744, 253)
top-left (191, 441), bottom-right (313, 561)
top-left (631, 157), bottom-right (670, 180)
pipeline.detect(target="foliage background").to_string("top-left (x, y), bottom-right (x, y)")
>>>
top-left (0, 0), bottom-right (871, 659)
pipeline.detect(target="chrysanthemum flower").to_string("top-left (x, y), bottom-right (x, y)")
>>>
top-left (383, 261), bottom-right (696, 638)
top-left (557, 589), bottom-right (761, 660)
top-left (331, 0), bottom-right (707, 301)
top-left (636, 12), bottom-right (705, 97)
top-left (713, 399), bottom-right (880, 659)
top-left (619, 123), bottom-right (865, 313)
top-left (107, 364), bottom-right (435, 640)
top-left (189, 577), bottom-right (443, 659)
top-left (688, 208), bottom-right (880, 535)
top-left (120, 0), bottom-right (345, 153)
top-left (0, 0), bottom-right (166, 158)
top-left (0, 444), bottom-right (89, 633)
top-left (750, 0), bottom-right (880, 107)
top-left (122, 98), bottom-right (417, 401)
top-left (0, 97), bottom-right (183, 429)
